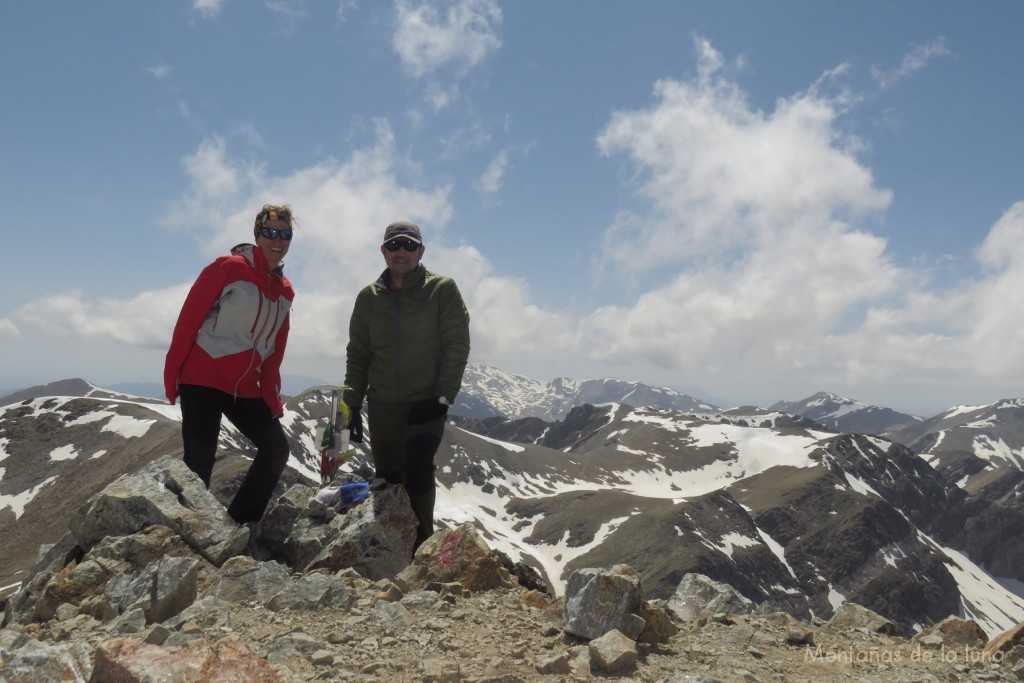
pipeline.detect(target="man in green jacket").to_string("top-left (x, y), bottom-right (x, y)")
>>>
top-left (343, 220), bottom-right (471, 550)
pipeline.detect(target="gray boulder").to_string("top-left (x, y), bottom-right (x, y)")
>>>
top-left (828, 602), bottom-right (900, 635)
top-left (101, 554), bottom-right (199, 625)
top-left (562, 564), bottom-right (646, 641)
top-left (666, 573), bottom-right (754, 622)
top-left (70, 456), bottom-right (248, 566)
top-left (285, 480), bottom-right (418, 579)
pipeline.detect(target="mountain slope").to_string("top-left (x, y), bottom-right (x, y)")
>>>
top-left (770, 391), bottom-right (922, 435)
top-left (434, 403), bottom-right (1024, 636)
top-left (453, 363), bottom-right (717, 420)
top-left (5, 381), bottom-right (1024, 639)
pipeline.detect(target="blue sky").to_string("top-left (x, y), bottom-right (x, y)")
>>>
top-left (2, 0), bottom-right (1023, 417)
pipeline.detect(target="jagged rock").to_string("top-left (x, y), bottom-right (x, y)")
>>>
top-left (5, 525), bottom-right (201, 627)
top-left (163, 596), bottom-right (237, 640)
top-left (201, 556), bottom-right (292, 604)
top-left (567, 645), bottom-right (592, 678)
top-left (264, 571), bottom-right (353, 612)
top-left (638, 599), bottom-right (679, 644)
top-left (91, 636), bottom-right (284, 681)
top-left (101, 554), bottom-right (199, 625)
top-left (396, 523), bottom-right (517, 593)
top-left (562, 564), bottom-right (646, 641)
top-left (3, 532), bottom-right (82, 627)
top-left (105, 606), bottom-right (148, 636)
top-left (589, 628), bottom-right (638, 674)
top-left (260, 628), bottom-right (324, 662)
top-left (0, 639), bottom-right (92, 683)
top-left (985, 620), bottom-right (1024, 664)
top-left (70, 456), bottom-right (248, 566)
top-left (254, 484), bottom-right (315, 559)
top-left (495, 549), bottom-right (551, 595)
top-left (827, 602), bottom-right (901, 635)
top-left (302, 482), bottom-right (418, 578)
top-left (913, 615), bottom-right (988, 649)
top-left (666, 573), bottom-right (754, 622)
top-left (275, 480), bottom-right (417, 579)
top-left (420, 657), bottom-right (460, 681)
top-left (534, 650), bottom-right (572, 675)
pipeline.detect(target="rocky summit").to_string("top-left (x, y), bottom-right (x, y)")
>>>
top-left (4, 455), bottom-right (1024, 682)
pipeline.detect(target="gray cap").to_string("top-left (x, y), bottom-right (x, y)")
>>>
top-left (382, 220), bottom-right (422, 244)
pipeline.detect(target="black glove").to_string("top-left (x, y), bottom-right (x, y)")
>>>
top-left (407, 397), bottom-right (449, 425)
top-left (347, 404), bottom-right (364, 443)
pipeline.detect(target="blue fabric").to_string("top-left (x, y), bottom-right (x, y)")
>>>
top-left (340, 481), bottom-right (370, 504)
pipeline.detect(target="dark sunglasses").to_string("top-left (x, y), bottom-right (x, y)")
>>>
top-left (258, 227), bottom-right (293, 241)
top-left (385, 239), bottom-right (420, 252)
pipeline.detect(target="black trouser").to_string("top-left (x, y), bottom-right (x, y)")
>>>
top-left (366, 399), bottom-right (445, 548)
top-left (179, 384), bottom-right (290, 524)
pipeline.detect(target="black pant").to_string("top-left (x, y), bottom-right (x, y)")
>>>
top-left (179, 384), bottom-right (290, 524)
top-left (366, 399), bottom-right (445, 548)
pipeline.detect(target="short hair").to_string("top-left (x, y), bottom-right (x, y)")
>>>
top-left (254, 204), bottom-right (295, 235)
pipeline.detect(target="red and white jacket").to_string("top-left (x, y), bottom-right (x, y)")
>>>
top-left (164, 243), bottom-right (294, 416)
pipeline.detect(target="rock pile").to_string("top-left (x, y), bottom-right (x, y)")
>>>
top-left (3, 455), bottom-right (1024, 681)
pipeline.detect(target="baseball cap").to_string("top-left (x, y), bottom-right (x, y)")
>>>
top-left (382, 220), bottom-right (422, 244)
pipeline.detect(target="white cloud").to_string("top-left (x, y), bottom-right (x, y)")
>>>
top-left (596, 38), bottom-right (891, 276)
top-left (337, 0), bottom-right (358, 22)
top-left (871, 38), bottom-right (950, 90)
top-left (193, 0), bottom-right (224, 20)
top-left (473, 149), bottom-right (508, 195)
top-left (9, 116), bottom-right (580, 391)
top-left (16, 287), bottom-right (187, 348)
top-left (0, 318), bottom-right (19, 339)
top-left (266, 0), bottom-right (306, 20)
top-left (580, 37), bottom-right (1024, 407)
top-left (961, 201), bottom-right (1024, 374)
top-left (10, 35), bottom-right (1022, 416)
top-left (147, 64), bottom-right (172, 80)
top-left (392, 0), bottom-right (502, 79)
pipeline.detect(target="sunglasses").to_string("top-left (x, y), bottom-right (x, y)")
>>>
top-left (258, 227), bottom-right (293, 241)
top-left (385, 239), bottom-right (420, 252)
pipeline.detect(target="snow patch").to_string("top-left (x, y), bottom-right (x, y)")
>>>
top-left (50, 444), bottom-right (78, 462)
top-left (0, 475), bottom-right (59, 519)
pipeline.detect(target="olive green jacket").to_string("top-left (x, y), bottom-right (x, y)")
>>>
top-left (344, 265), bottom-right (470, 407)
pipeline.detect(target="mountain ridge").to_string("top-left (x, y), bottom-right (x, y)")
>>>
top-left (5, 377), bottom-right (1024, 643)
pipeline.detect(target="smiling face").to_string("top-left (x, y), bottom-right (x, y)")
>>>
top-left (381, 238), bottom-right (424, 286)
top-left (256, 218), bottom-right (292, 269)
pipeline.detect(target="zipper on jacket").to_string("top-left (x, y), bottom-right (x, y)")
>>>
top-left (392, 289), bottom-right (403, 398)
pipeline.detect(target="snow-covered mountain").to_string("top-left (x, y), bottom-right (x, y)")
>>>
top-left (5, 380), bottom-right (1024, 639)
top-left (453, 363), bottom-right (717, 420)
top-left (769, 391), bottom-right (922, 435)
top-left (889, 399), bottom-right (1024, 512)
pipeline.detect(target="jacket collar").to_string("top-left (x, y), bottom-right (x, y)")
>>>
top-left (231, 242), bottom-right (284, 275)
top-left (376, 264), bottom-right (425, 291)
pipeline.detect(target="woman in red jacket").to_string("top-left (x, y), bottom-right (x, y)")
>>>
top-left (164, 204), bottom-right (296, 523)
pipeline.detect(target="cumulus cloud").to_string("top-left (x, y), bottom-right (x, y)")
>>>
top-left (582, 36), bottom-right (1024, 406)
top-left (596, 38), bottom-right (891, 275)
top-left (392, 0), bottom-right (502, 79)
top-left (11, 115), bottom-right (578, 385)
top-left (16, 287), bottom-right (188, 348)
top-left (11, 34), bottom-right (1021, 414)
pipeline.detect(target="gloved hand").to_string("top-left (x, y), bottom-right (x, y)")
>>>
top-left (407, 397), bottom-right (449, 425)
top-left (347, 404), bottom-right (364, 443)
